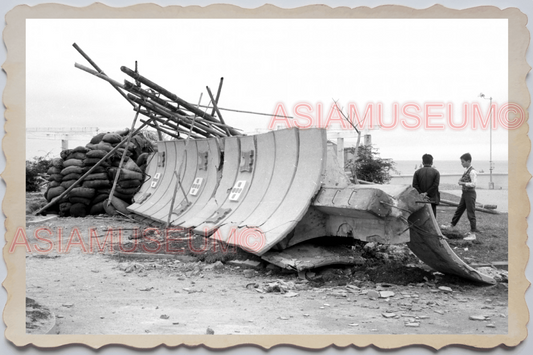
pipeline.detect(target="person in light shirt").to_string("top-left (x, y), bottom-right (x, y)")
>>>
top-left (441, 153), bottom-right (478, 241)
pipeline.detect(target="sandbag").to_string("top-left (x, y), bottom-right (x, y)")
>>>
top-left (59, 202), bottom-right (72, 217)
top-left (60, 150), bottom-right (72, 161)
top-left (86, 149), bottom-right (108, 159)
top-left (111, 191), bottom-right (134, 203)
top-left (63, 173), bottom-right (82, 181)
top-left (61, 166), bottom-right (84, 176)
top-left (60, 180), bottom-right (78, 189)
top-left (136, 153), bottom-right (149, 167)
top-left (103, 199), bottom-right (116, 216)
top-left (98, 188), bottom-right (111, 194)
top-left (116, 128), bottom-right (130, 136)
top-left (83, 179), bottom-right (111, 189)
top-left (118, 179), bottom-right (142, 189)
top-left (46, 186), bottom-right (65, 202)
top-left (72, 146), bottom-right (89, 153)
top-left (116, 186), bottom-right (140, 195)
top-left (70, 203), bottom-right (87, 217)
top-left (110, 196), bottom-right (131, 215)
top-left (70, 187), bottom-right (96, 199)
top-left (48, 181), bottom-right (60, 188)
top-left (90, 132), bottom-right (106, 144)
top-left (63, 159), bottom-right (84, 168)
top-left (92, 194), bottom-right (109, 205)
top-left (69, 196), bottom-right (92, 206)
top-left (47, 166), bottom-right (62, 175)
top-left (93, 142), bottom-right (114, 152)
top-left (102, 133), bottom-right (122, 144)
top-left (108, 167), bottom-right (143, 181)
top-left (88, 166), bottom-right (107, 174)
top-left (51, 158), bottom-right (64, 168)
top-left (114, 148), bottom-right (132, 157)
top-left (84, 173), bottom-right (109, 181)
top-left (83, 158), bottom-right (110, 167)
top-left (89, 202), bottom-right (106, 215)
top-left (66, 152), bottom-right (86, 160)
top-left (123, 159), bottom-right (142, 173)
top-left (47, 174), bottom-right (63, 182)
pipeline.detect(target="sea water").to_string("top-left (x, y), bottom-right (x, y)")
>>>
top-left (392, 160), bottom-right (508, 176)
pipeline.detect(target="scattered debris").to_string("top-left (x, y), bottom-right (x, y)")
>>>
top-left (206, 327), bottom-right (214, 335)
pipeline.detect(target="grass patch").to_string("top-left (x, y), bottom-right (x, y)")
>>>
top-left (436, 202), bottom-right (508, 264)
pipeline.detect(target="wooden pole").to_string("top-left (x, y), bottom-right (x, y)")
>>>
top-left (107, 106), bottom-right (142, 206)
top-left (139, 119), bottom-right (185, 139)
top-left (129, 94), bottom-right (225, 138)
top-left (206, 86), bottom-right (231, 136)
top-left (34, 115), bottom-right (157, 215)
top-left (72, 44), bottom-right (135, 107)
top-left (210, 77), bottom-right (224, 118)
top-left (120, 66), bottom-right (240, 136)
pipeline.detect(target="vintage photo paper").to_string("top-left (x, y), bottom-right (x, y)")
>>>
top-left (2, 2), bottom-right (530, 351)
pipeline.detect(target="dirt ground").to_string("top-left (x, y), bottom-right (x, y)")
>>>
top-left (24, 207), bottom-right (508, 335)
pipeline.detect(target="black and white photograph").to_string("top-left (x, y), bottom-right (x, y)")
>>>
top-left (1, 0), bottom-right (532, 353)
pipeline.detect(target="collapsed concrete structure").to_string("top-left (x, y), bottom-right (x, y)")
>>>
top-left (127, 128), bottom-right (495, 285)
top-left (36, 43), bottom-right (496, 285)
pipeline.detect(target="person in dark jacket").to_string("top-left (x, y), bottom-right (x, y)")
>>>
top-left (412, 154), bottom-right (440, 216)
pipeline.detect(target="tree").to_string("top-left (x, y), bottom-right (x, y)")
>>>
top-left (345, 144), bottom-right (396, 184)
top-left (26, 155), bottom-right (53, 192)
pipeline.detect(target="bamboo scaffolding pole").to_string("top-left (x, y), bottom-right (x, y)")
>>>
top-left (128, 94), bottom-right (224, 138)
top-left (72, 44), bottom-right (135, 107)
top-left (107, 106), bottom-right (142, 207)
top-left (120, 66), bottom-right (240, 136)
top-left (139, 119), bottom-right (191, 139)
top-left (75, 63), bottom-right (126, 89)
top-left (124, 83), bottom-right (229, 136)
top-left (142, 97), bottom-right (224, 137)
top-left (210, 77), bottom-right (224, 118)
top-left (34, 114), bottom-right (158, 215)
top-left (206, 86), bottom-right (231, 136)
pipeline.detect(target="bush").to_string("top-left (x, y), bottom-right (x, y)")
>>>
top-left (26, 155), bottom-right (53, 192)
top-left (345, 144), bottom-right (397, 184)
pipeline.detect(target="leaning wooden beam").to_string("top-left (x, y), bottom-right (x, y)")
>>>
top-left (129, 94), bottom-right (224, 138)
top-left (138, 111), bottom-right (205, 139)
top-left (124, 80), bottom-right (188, 116)
top-left (206, 86), bottom-right (231, 136)
top-left (34, 115), bottom-right (157, 215)
top-left (210, 77), bottom-right (224, 118)
top-left (75, 63), bottom-right (126, 89)
top-left (120, 66), bottom-right (240, 136)
top-left (141, 96), bottom-right (224, 137)
top-left (72, 44), bottom-right (135, 107)
top-left (124, 82), bottom-right (228, 136)
top-left (139, 119), bottom-right (182, 139)
top-left (108, 106), bottom-right (142, 206)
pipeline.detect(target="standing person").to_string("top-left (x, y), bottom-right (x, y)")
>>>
top-left (441, 153), bottom-right (478, 241)
top-left (412, 154), bottom-right (440, 216)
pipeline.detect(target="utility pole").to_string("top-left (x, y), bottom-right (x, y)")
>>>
top-left (479, 93), bottom-right (494, 189)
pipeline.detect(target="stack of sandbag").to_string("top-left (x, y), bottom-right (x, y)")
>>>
top-left (43, 128), bottom-right (156, 217)
top-left (81, 139), bottom-right (114, 216)
top-left (44, 157), bottom-right (65, 214)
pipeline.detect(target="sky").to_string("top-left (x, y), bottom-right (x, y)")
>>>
top-left (26, 18), bottom-right (509, 161)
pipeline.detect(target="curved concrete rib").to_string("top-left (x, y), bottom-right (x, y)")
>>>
top-left (407, 204), bottom-right (496, 285)
top-left (232, 128), bottom-right (327, 255)
top-left (128, 141), bottom-right (182, 219)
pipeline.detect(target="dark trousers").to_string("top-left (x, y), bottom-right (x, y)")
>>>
top-left (431, 203), bottom-right (437, 217)
top-left (451, 189), bottom-right (476, 231)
